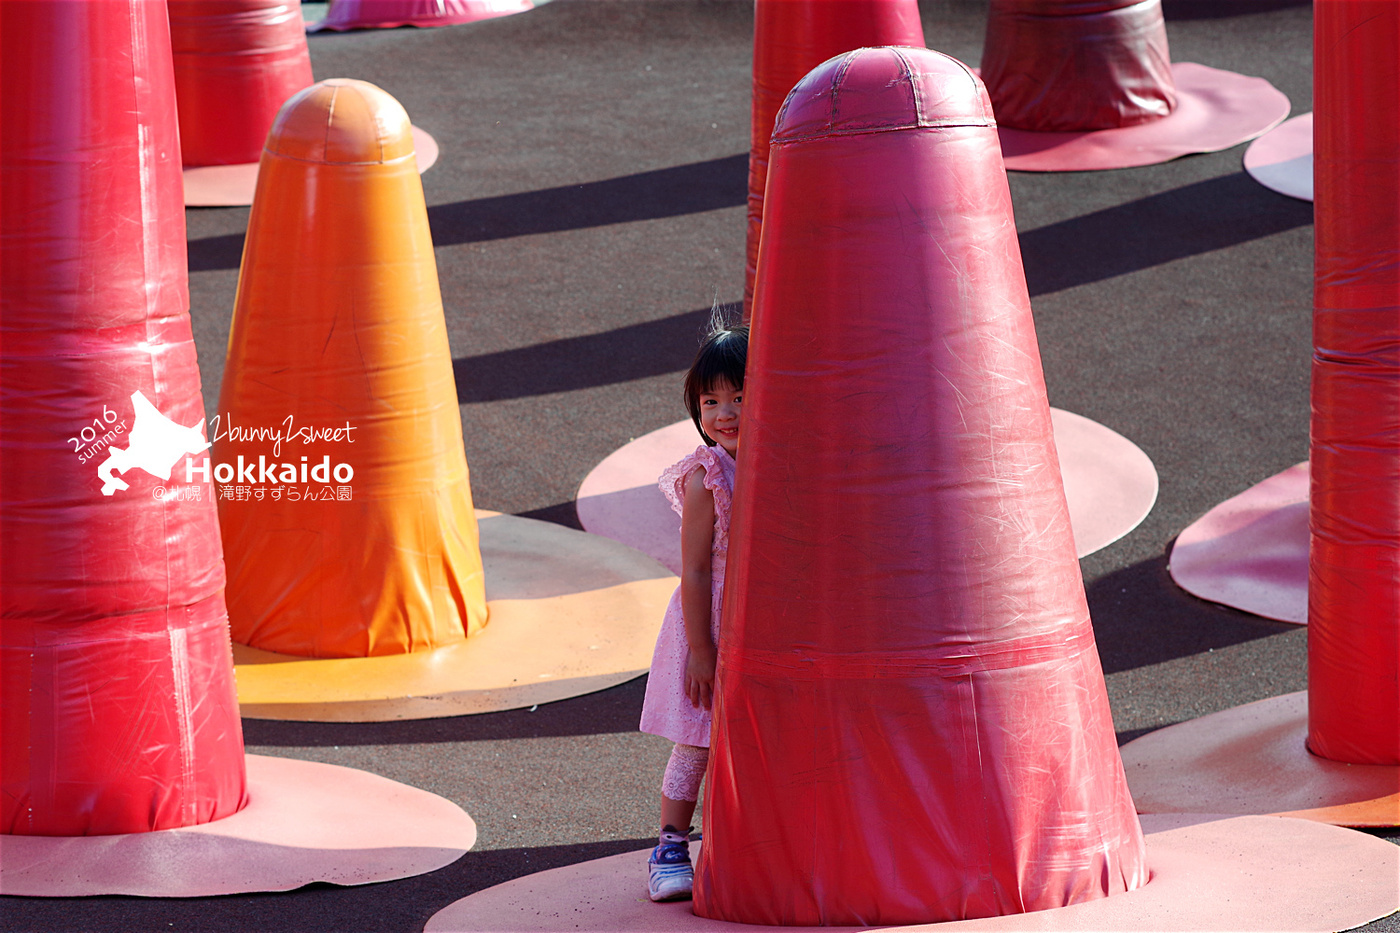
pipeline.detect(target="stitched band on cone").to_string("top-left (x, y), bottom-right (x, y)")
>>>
top-left (745, 0), bottom-right (924, 312)
top-left (693, 47), bottom-right (1146, 926)
top-left (215, 80), bottom-right (487, 659)
top-left (1308, 0), bottom-right (1400, 765)
top-left (0, 0), bottom-right (247, 835)
top-left (170, 0), bottom-right (313, 166)
top-left (981, 0), bottom-right (1176, 131)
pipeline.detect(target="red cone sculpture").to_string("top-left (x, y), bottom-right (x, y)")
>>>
top-left (694, 47), bottom-right (1146, 926)
top-left (980, 0), bottom-right (1176, 131)
top-left (745, 0), bottom-right (924, 311)
top-left (169, 0), bottom-right (314, 167)
top-left (1309, 0), bottom-right (1400, 765)
top-left (0, 0), bottom-right (247, 835)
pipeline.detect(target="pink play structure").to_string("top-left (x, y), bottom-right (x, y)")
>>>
top-left (695, 47), bottom-right (1145, 926)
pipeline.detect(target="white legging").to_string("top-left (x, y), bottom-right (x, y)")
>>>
top-left (661, 742), bottom-right (709, 802)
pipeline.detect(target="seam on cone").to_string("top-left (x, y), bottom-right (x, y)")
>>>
top-left (773, 120), bottom-right (996, 146)
top-left (259, 151), bottom-right (419, 167)
top-left (322, 84), bottom-right (338, 162)
top-left (894, 46), bottom-right (922, 121)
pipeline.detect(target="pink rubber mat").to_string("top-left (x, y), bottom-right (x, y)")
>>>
top-left (425, 814), bottom-right (1398, 932)
top-left (998, 63), bottom-right (1289, 172)
top-left (0, 754), bottom-right (475, 896)
top-left (1243, 112), bottom-right (1312, 201)
top-left (183, 125), bottom-right (439, 207)
top-left (1168, 461), bottom-right (1307, 624)
top-left (578, 409), bottom-right (1158, 573)
top-left (307, 0), bottom-right (532, 32)
top-left (1122, 691), bottom-right (1399, 827)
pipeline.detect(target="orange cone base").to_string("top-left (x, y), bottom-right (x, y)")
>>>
top-left (1123, 692), bottom-right (1399, 827)
top-left (1243, 112), bottom-right (1313, 202)
top-left (233, 513), bottom-right (673, 721)
top-left (998, 63), bottom-right (1289, 172)
top-left (578, 410), bottom-right (1157, 575)
top-left (423, 814), bottom-right (1396, 933)
top-left (0, 755), bottom-right (475, 897)
top-left (182, 125), bottom-right (440, 206)
top-left (1168, 462), bottom-right (1307, 625)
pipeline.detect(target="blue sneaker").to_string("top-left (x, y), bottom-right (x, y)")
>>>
top-left (647, 828), bottom-right (693, 902)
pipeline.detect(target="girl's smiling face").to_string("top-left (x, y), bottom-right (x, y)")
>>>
top-left (699, 379), bottom-right (742, 455)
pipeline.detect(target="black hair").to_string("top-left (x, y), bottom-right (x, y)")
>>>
top-left (683, 322), bottom-right (749, 446)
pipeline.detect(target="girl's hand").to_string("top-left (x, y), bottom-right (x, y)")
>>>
top-left (684, 642), bottom-right (717, 710)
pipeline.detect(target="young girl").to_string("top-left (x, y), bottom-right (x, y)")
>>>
top-left (639, 321), bottom-right (748, 902)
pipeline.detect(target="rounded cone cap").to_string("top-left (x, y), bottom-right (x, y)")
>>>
top-left (774, 46), bottom-right (995, 143)
top-left (266, 78), bottom-right (415, 164)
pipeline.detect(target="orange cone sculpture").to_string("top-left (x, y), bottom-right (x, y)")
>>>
top-left (169, 0), bottom-right (313, 167)
top-left (694, 47), bottom-right (1146, 926)
top-left (1309, 0), bottom-right (1400, 764)
top-left (1, 0), bottom-right (247, 834)
top-left (745, 0), bottom-right (924, 310)
top-left (980, 0), bottom-right (1176, 131)
top-left (214, 79), bottom-right (487, 658)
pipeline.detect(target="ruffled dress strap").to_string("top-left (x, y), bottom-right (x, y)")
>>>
top-left (658, 444), bottom-right (736, 536)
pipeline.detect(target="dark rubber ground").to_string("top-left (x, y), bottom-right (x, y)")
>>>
top-left (7, 1), bottom-right (1397, 931)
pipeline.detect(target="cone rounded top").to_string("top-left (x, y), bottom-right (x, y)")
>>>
top-left (265, 79), bottom-right (415, 164)
top-left (773, 46), bottom-right (993, 144)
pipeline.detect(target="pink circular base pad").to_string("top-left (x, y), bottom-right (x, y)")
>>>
top-left (183, 125), bottom-right (440, 207)
top-left (1120, 686), bottom-right (1400, 823)
top-left (307, 0), bottom-right (533, 32)
top-left (1122, 691), bottom-right (1399, 827)
top-left (998, 63), bottom-right (1290, 172)
top-left (1168, 461), bottom-right (1307, 624)
top-left (1243, 112), bottom-right (1313, 201)
top-left (0, 754), bottom-right (476, 897)
top-left (425, 814), bottom-right (1398, 933)
top-left (578, 410), bottom-right (1157, 572)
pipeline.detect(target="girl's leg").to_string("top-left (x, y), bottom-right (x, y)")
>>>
top-left (659, 743), bottom-right (709, 829)
top-left (660, 795), bottom-right (697, 833)
top-left (649, 743), bottom-right (710, 902)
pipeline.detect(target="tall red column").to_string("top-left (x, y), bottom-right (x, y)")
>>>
top-left (745, 0), bottom-right (924, 312)
top-left (1308, 0), bottom-right (1400, 765)
top-left (0, 0), bottom-right (248, 835)
top-left (169, 0), bottom-right (314, 167)
top-left (980, 0), bottom-right (1176, 131)
top-left (695, 47), bottom-right (1145, 926)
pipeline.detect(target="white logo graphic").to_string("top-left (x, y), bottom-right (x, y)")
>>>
top-left (98, 391), bottom-right (211, 496)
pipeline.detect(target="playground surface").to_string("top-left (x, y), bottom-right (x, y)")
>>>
top-left (7, 1), bottom-right (1397, 931)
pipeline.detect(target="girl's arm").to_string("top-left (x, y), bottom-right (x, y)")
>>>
top-left (679, 466), bottom-right (717, 710)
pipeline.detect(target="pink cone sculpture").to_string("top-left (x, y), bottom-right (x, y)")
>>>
top-left (170, 0), bottom-right (314, 167)
top-left (745, 0), bottom-right (925, 311)
top-left (311, 0), bottom-right (533, 32)
top-left (694, 47), bottom-right (1146, 926)
top-left (1308, 0), bottom-right (1400, 765)
top-left (0, 0), bottom-right (247, 834)
top-left (980, 0), bottom-right (1176, 131)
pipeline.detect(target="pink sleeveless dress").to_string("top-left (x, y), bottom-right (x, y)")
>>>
top-left (639, 444), bottom-right (735, 747)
